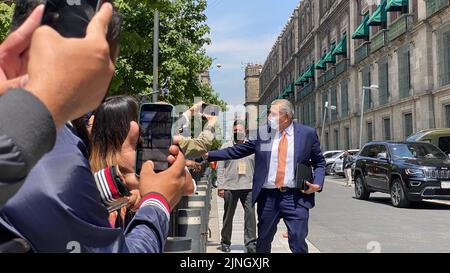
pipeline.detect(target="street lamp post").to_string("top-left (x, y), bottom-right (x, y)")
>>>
top-left (321, 101), bottom-right (337, 149)
top-left (152, 10), bottom-right (160, 103)
top-left (359, 85), bottom-right (379, 149)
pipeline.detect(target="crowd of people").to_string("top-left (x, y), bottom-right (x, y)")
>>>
top-left (0, 0), bottom-right (219, 253)
top-left (0, 0), bottom-right (326, 254)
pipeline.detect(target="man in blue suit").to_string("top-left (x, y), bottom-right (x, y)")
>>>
top-left (206, 99), bottom-right (326, 253)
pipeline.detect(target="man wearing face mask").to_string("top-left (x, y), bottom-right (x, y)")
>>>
top-left (216, 120), bottom-right (256, 253)
top-left (205, 99), bottom-right (325, 253)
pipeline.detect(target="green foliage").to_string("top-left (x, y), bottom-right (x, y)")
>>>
top-left (0, 0), bottom-right (226, 110)
top-left (111, 0), bottom-right (226, 109)
top-left (0, 3), bottom-right (14, 41)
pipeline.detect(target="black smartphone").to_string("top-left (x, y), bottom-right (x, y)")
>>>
top-left (202, 103), bottom-right (220, 116)
top-left (135, 103), bottom-right (174, 175)
top-left (41, 0), bottom-right (104, 38)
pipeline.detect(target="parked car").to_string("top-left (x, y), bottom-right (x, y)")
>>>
top-left (407, 128), bottom-right (450, 155)
top-left (353, 141), bottom-right (450, 208)
top-left (323, 150), bottom-right (344, 175)
top-left (332, 149), bottom-right (360, 176)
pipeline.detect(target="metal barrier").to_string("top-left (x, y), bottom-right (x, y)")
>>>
top-left (164, 237), bottom-right (192, 253)
top-left (176, 209), bottom-right (202, 252)
top-left (170, 167), bottom-right (214, 253)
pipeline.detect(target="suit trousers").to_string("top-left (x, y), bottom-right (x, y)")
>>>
top-left (256, 188), bottom-right (309, 253)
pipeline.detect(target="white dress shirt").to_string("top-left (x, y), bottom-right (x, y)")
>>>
top-left (263, 122), bottom-right (296, 189)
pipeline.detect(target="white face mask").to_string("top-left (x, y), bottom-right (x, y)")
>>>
top-left (269, 117), bottom-right (279, 130)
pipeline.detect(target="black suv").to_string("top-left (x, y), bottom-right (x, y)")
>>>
top-left (353, 141), bottom-right (450, 208)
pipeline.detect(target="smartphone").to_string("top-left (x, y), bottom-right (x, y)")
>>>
top-left (41, 0), bottom-right (104, 38)
top-left (202, 103), bottom-right (220, 116)
top-left (135, 103), bottom-right (174, 175)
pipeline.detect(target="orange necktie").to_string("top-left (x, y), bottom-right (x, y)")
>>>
top-left (275, 130), bottom-right (288, 188)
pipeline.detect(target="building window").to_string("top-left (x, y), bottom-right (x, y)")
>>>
top-left (331, 87), bottom-right (338, 121)
top-left (362, 67), bottom-right (371, 110)
top-left (325, 132), bottom-right (329, 150)
top-left (378, 58), bottom-right (389, 105)
top-left (341, 79), bottom-right (349, 118)
top-left (367, 121), bottom-right (373, 142)
top-left (398, 45), bottom-right (411, 99)
top-left (440, 31), bottom-right (450, 87)
top-left (403, 113), bottom-right (413, 139)
top-left (311, 100), bottom-right (316, 126)
top-left (334, 129), bottom-right (339, 150)
top-left (383, 118), bottom-right (391, 140)
top-left (345, 127), bottom-right (351, 149)
top-left (445, 105), bottom-right (450, 128)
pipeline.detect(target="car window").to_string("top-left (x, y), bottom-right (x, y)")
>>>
top-left (438, 137), bottom-right (450, 154)
top-left (390, 143), bottom-right (447, 160)
top-left (360, 145), bottom-right (379, 158)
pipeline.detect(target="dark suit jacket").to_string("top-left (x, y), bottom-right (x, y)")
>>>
top-left (208, 122), bottom-right (326, 209)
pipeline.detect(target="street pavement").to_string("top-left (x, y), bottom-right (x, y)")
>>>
top-left (208, 175), bottom-right (450, 253)
top-left (309, 175), bottom-right (450, 253)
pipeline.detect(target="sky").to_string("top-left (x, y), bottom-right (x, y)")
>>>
top-left (205, 0), bottom-right (300, 106)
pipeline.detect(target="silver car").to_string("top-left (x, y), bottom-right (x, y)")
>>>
top-left (331, 149), bottom-right (360, 176)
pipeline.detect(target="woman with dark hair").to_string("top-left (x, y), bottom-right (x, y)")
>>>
top-left (89, 95), bottom-right (141, 228)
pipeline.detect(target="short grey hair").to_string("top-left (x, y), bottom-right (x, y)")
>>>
top-left (271, 99), bottom-right (295, 119)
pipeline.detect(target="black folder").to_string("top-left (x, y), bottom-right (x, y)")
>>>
top-left (296, 163), bottom-right (313, 191)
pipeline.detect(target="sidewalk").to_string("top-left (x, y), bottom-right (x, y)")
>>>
top-left (207, 188), bottom-right (320, 253)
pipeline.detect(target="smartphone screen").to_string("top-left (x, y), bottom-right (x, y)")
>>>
top-left (41, 0), bottom-right (102, 38)
top-left (136, 104), bottom-right (174, 174)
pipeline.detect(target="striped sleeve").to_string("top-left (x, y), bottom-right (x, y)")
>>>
top-left (94, 167), bottom-right (123, 207)
top-left (139, 193), bottom-right (171, 220)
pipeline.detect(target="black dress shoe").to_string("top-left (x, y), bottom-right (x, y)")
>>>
top-left (221, 244), bottom-right (230, 253)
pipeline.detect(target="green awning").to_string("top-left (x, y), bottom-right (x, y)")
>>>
top-left (315, 54), bottom-right (327, 70)
top-left (385, 0), bottom-right (408, 12)
top-left (332, 35), bottom-right (347, 56)
top-left (367, 0), bottom-right (387, 26)
top-left (304, 64), bottom-right (315, 78)
top-left (352, 15), bottom-right (370, 39)
top-left (295, 64), bottom-right (315, 86)
top-left (323, 45), bottom-right (336, 64)
top-left (295, 72), bottom-right (308, 86)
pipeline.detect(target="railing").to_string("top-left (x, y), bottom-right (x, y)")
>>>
top-left (426, 0), bottom-right (449, 18)
top-left (370, 30), bottom-right (388, 53)
top-left (387, 14), bottom-right (412, 42)
top-left (318, 74), bottom-right (326, 87)
top-left (298, 81), bottom-right (315, 100)
top-left (335, 59), bottom-right (348, 76)
top-left (355, 42), bottom-right (370, 63)
top-left (324, 67), bottom-right (336, 83)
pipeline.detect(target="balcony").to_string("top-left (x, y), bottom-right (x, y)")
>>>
top-left (318, 74), bottom-right (326, 87)
top-left (426, 0), bottom-right (449, 18)
top-left (370, 30), bottom-right (388, 53)
top-left (387, 14), bottom-right (412, 42)
top-left (355, 42), bottom-right (370, 63)
top-left (335, 59), bottom-right (348, 76)
top-left (325, 67), bottom-right (336, 83)
top-left (297, 82), bottom-right (315, 100)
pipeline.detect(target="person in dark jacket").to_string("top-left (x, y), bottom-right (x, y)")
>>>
top-left (0, 2), bottom-right (117, 206)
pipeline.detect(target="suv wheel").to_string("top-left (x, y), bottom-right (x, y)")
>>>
top-left (355, 175), bottom-right (370, 200)
top-left (390, 179), bottom-right (410, 208)
top-left (326, 164), bottom-right (333, 175)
